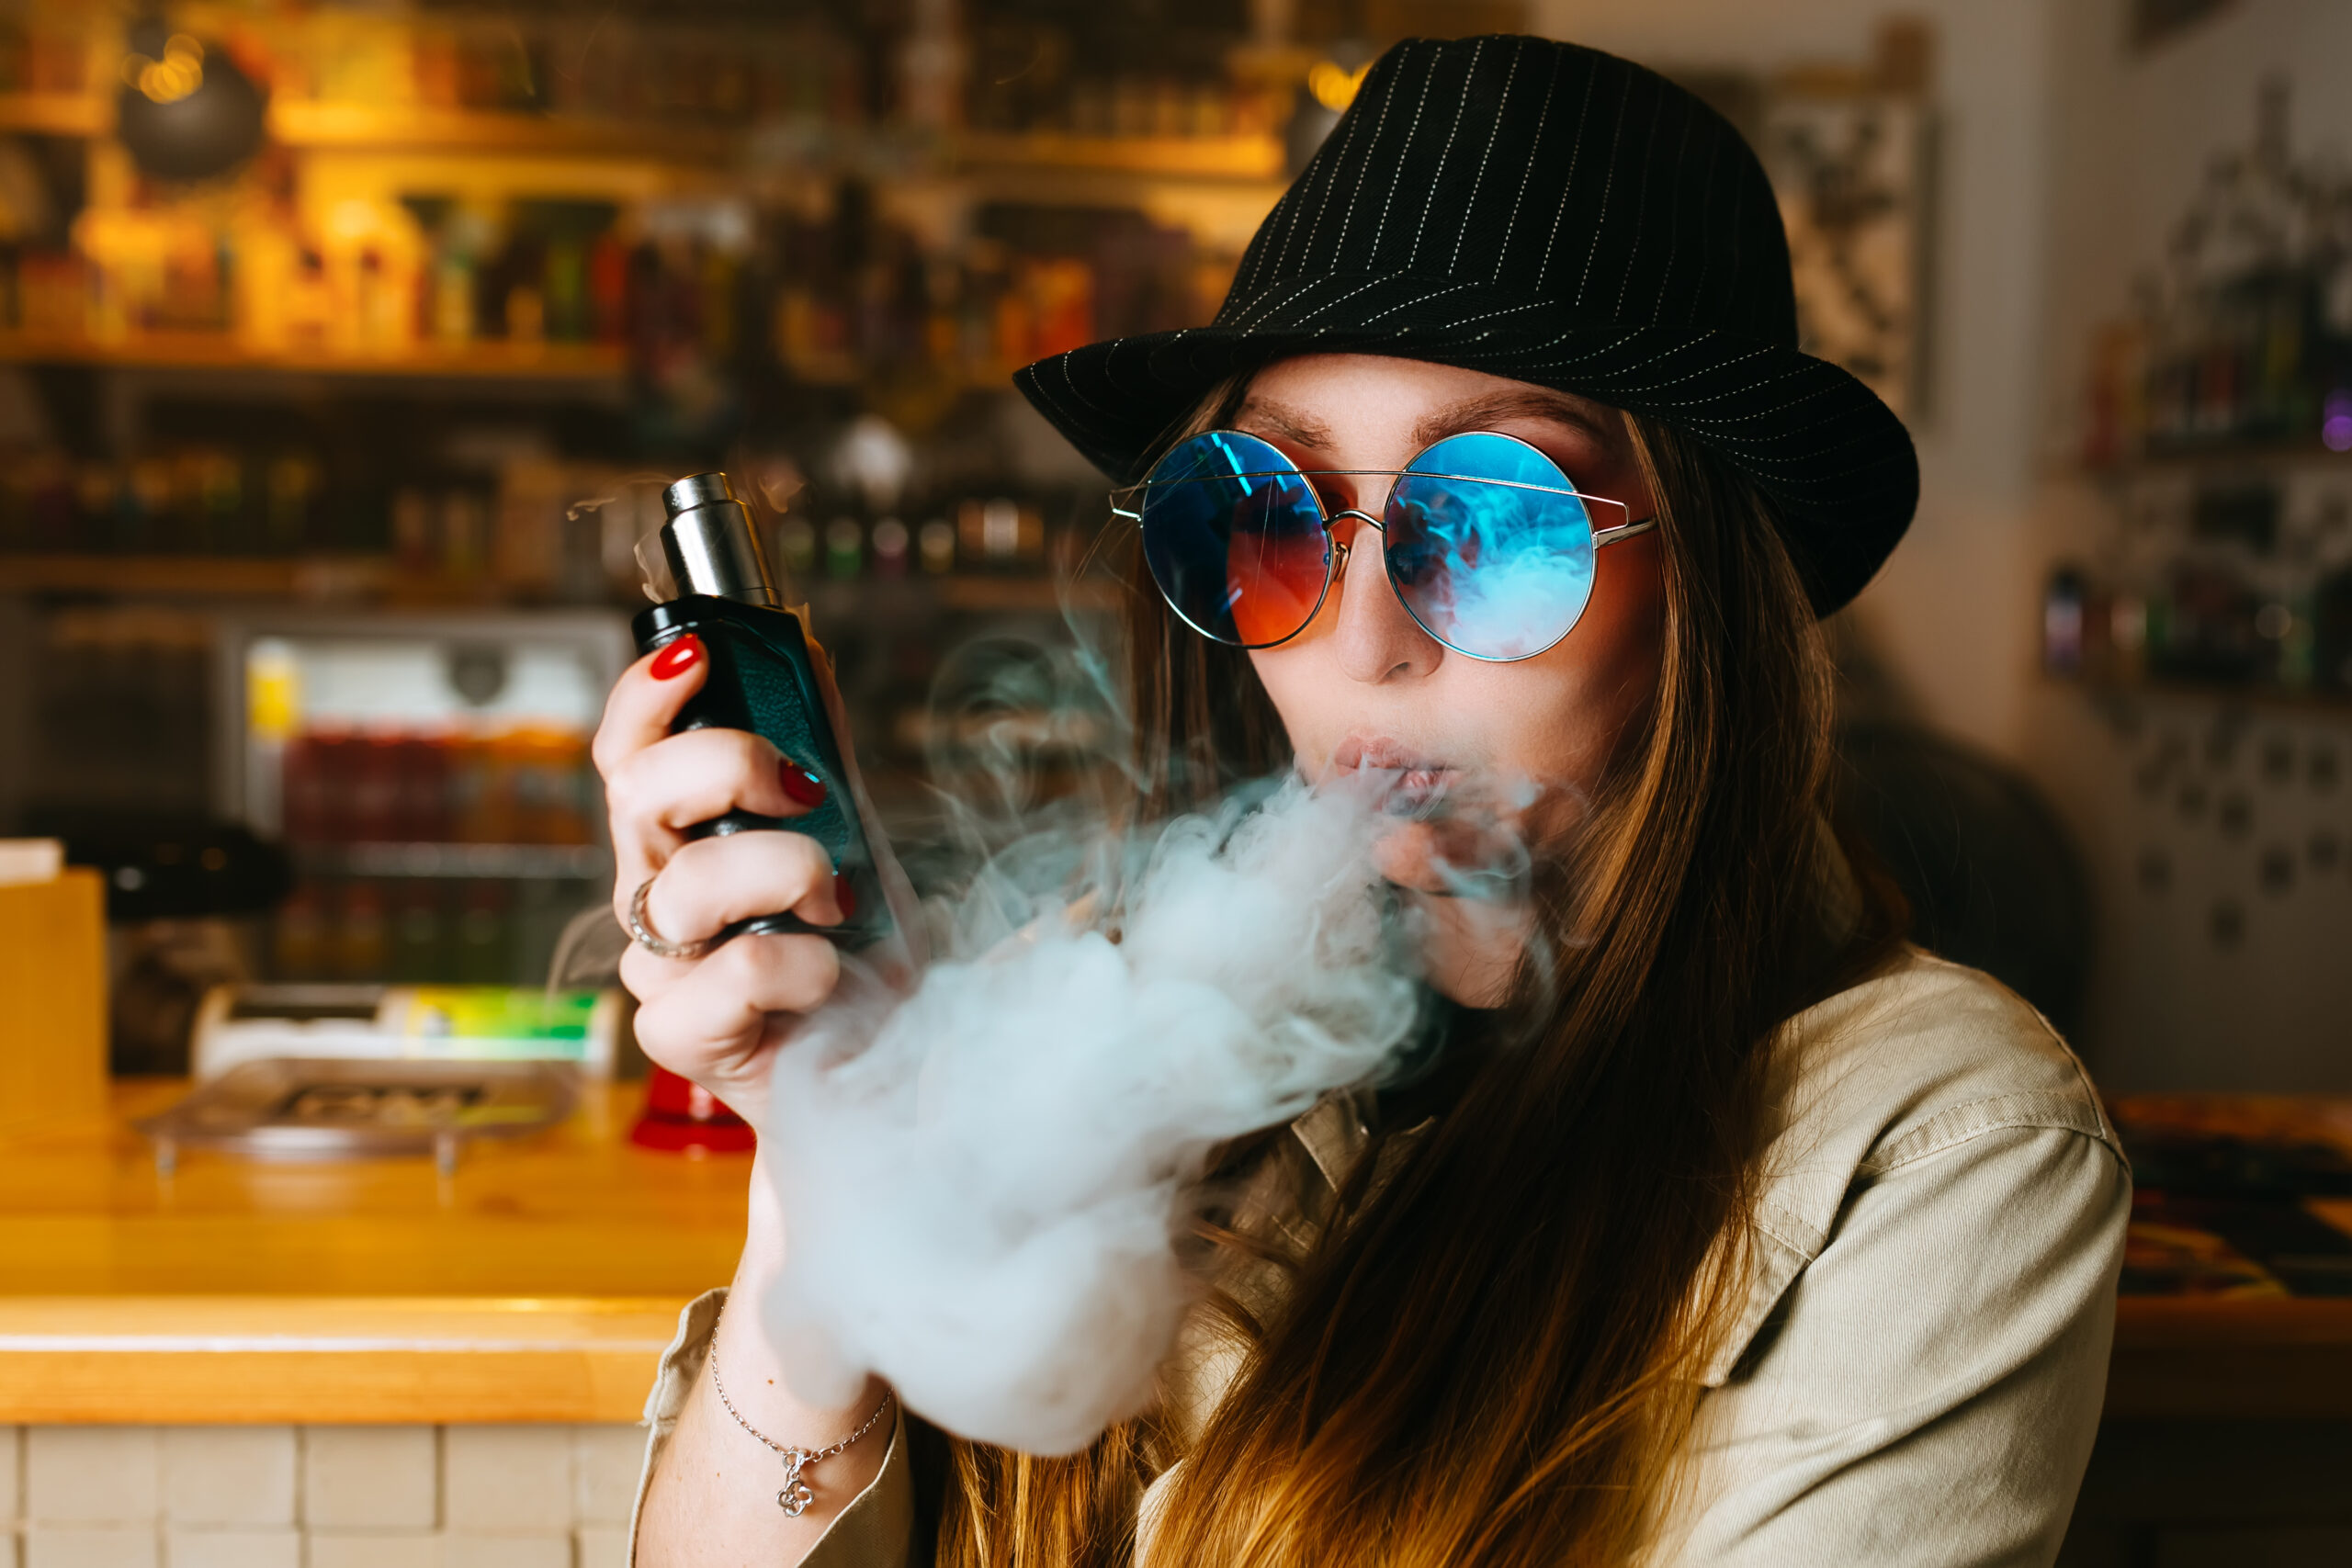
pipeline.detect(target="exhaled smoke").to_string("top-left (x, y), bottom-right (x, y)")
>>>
top-left (759, 773), bottom-right (1433, 1455)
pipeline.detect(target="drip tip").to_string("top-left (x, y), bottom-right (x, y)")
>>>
top-left (660, 472), bottom-right (777, 605)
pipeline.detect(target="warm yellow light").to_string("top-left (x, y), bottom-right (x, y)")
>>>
top-left (121, 33), bottom-right (205, 105)
top-left (1307, 60), bottom-right (1370, 112)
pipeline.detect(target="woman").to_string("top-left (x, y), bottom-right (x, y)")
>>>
top-left (606, 37), bottom-right (2127, 1568)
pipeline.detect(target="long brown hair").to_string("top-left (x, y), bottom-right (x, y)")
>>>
top-left (920, 373), bottom-right (1905, 1567)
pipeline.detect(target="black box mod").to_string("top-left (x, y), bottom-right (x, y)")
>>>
top-left (631, 473), bottom-right (893, 950)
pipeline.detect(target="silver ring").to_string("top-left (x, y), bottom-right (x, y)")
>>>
top-left (628, 875), bottom-right (715, 961)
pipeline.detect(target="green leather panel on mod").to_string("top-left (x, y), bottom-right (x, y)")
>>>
top-left (702, 614), bottom-right (856, 862)
top-left (632, 595), bottom-right (893, 949)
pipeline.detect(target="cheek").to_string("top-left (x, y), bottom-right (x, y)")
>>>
top-left (1486, 536), bottom-right (1668, 789)
top-left (1574, 533), bottom-right (1668, 689)
top-left (1245, 645), bottom-right (1318, 753)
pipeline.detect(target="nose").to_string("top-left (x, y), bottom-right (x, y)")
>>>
top-left (1324, 509), bottom-right (1441, 684)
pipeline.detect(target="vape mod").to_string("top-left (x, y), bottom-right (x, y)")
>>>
top-left (632, 473), bottom-right (893, 950)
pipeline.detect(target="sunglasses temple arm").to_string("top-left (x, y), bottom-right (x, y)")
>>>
top-left (1592, 516), bottom-right (1658, 548)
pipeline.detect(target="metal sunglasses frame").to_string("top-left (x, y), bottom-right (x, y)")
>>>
top-left (1111, 428), bottom-right (1658, 662)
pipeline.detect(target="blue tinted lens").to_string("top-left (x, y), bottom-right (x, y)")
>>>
top-left (1385, 432), bottom-right (1596, 660)
top-left (1139, 431), bottom-right (1329, 647)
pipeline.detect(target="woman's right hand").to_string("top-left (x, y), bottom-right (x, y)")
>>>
top-left (611, 632), bottom-right (913, 1563)
top-left (593, 632), bottom-right (854, 1132)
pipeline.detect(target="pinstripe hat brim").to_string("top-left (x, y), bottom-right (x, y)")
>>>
top-left (1012, 37), bottom-right (1919, 616)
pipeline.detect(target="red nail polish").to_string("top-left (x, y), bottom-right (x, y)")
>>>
top-left (650, 635), bottom-right (703, 681)
top-left (778, 759), bottom-right (828, 807)
top-left (833, 871), bottom-right (857, 919)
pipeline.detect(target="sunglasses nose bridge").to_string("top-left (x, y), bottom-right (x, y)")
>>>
top-left (1322, 507), bottom-right (1381, 587)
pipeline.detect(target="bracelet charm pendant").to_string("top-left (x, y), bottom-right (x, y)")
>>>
top-left (777, 1449), bottom-right (816, 1517)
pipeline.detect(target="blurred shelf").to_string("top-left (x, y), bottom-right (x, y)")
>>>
top-left (796, 573), bottom-right (1122, 626)
top-left (0, 92), bottom-right (107, 137)
top-left (954, 130), bottom-right (1283, 183)
top-left (781, 357), bottom-right (1022, 394)
top-left (2084, 442), bottom-right (2352, 478)
top-left (0, 555), bottom-right (347, 597)
top-left (935, 577), bottom-right (1123, 613)
top-left (0, 92), bottom-right (745, 160)
top-left (0, 554), bottom-right (568, 604)
top-left (0, 91), bottom-right (1284, 195)
top-left (2051, 673), bottom-right (2352, 714)
top-left (0, 331), bottom-right (628, 383)
top-left (0, 554), bottom-right (1128, 614)
top-left (0, 555), bottom-right (633, 609)
top-left (294, 843), bottom-right (610, 881)
top-left (269, 99), bottom-right (746, 160)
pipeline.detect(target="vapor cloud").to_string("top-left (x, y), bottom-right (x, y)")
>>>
top-left (759, 776), bottom-right (1429, 1454)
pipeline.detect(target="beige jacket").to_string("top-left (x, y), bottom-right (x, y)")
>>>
top-left (630, 949), bottom-right (2131, 1566)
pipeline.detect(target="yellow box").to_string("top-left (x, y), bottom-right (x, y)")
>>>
top-left (0, 867), bottom-right (108, 1134)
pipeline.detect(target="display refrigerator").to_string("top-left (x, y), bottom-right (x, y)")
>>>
top-left (212, 610), bottom-right (633, 989)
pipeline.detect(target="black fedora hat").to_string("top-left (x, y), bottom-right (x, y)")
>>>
top-left (1014, 35), bottom-right (1918, 615)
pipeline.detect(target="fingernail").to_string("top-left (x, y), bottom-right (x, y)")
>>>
top-left (832, 871), bottom-right (857, 919)
top-left (778, 758), bottom-right (828, 807)
top-left (650, 635), bottom-right (703, 681)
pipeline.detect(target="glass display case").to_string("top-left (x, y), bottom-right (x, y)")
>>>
top-left (213, 609), bottom-right (630, 987)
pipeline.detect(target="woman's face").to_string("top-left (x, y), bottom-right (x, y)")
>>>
top-left (1235, 355), bottom-right (1668, 1000)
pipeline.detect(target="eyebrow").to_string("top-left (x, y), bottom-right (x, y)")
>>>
top-left (1234, 397), bottom-right (1338, 449)
top-left (1236, 387), bottom-right (1617, 462)
top-left (1409, 389), bottom-right (1618, 453)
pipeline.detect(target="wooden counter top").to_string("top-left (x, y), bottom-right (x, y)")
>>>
top-left (0, 1079), bottom-right (747, 1424)
top-left (7, 1082), bottom-right (2351, 1426)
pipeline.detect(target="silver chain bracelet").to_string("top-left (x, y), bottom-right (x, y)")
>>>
top-left (708, 1309), bottom-right (893, 1518)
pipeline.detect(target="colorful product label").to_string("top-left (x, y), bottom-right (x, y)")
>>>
top-left (391, 987), bottom-right (598, 1060)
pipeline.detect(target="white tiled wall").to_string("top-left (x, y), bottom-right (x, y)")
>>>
top-left (159, 1429), bottom-right (296, 1529)
top-left (0, 1429), bottom-right (18, 1536)
top-left (301, 1430), bottom-right (437, 1532)
top-left (0, 1425), bottom-right (641, 1568)
top-left (442, 1428), bottom-right (571, 1533)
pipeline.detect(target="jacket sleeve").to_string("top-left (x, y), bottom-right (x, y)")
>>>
top-left (1664, 1120), bottom-right (2130, 1567)
top-left (628, 1288), bottom-right (918, 1568)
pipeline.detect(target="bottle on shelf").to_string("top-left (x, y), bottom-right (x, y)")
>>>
top-left (871, 517), bottom-right (910, 579)
top-left (2315, 561), bottom-right (2352, 692)
top-left (2042, 567), bottom-right (2088, 677)
top-left (918, 517), bottom-right (956, 576)
top-left (776, 516), bottom-right (819, 583)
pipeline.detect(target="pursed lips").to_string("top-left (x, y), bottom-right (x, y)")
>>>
top-left (1327, 735), bottom-right (1455, 810)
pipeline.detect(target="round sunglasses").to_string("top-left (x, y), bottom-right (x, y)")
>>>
top-left (1114, 430), bottom-right (1656, 662)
